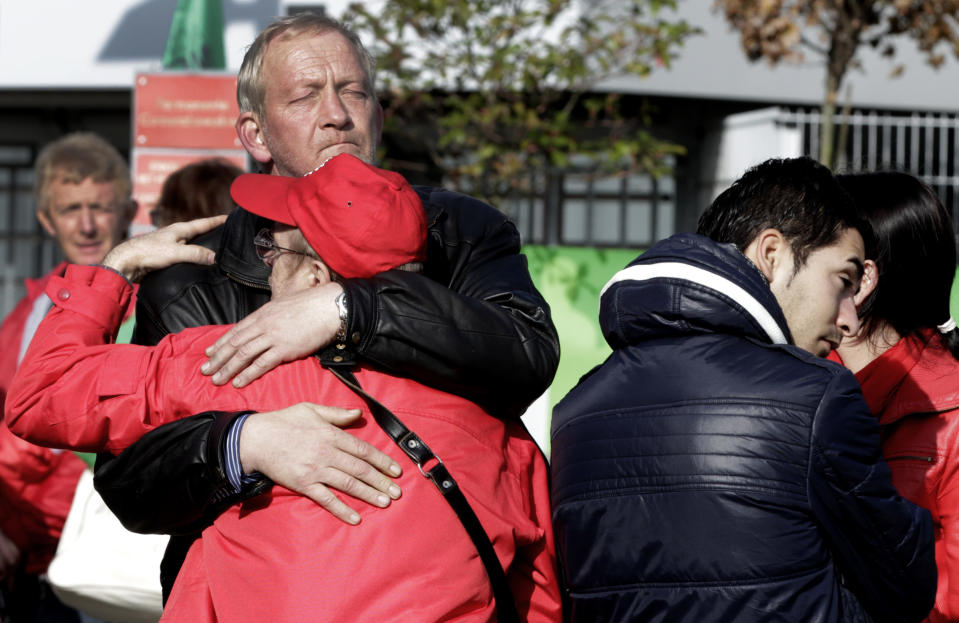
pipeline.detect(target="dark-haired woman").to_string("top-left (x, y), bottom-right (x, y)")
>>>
top-left (150, 158), bottom-right (243, 228)
top-left (832, 171), bottom-right (959, 622)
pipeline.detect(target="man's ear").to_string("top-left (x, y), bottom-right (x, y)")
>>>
top-left (36, 208), bottom-right (56, 237)
top-left (854, 259), bottom-right (878, 307)
top-left (743, 228), bottom-right (792, 284)
top-left (307, 258), bottom-right (332, 288)
top-left (236, 112), bottom-right (272, 167)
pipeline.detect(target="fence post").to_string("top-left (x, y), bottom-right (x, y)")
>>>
top-left (1, 262), bottom-right (15, 319)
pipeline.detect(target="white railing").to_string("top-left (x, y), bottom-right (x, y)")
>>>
top-left (779, 108), bottom-right (959, 220)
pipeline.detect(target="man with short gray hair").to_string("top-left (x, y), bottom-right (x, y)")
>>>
top-left (0, 131), bottom-right (135, 621)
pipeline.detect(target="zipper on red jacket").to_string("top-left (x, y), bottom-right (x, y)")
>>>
top-left (885, 455), bottom-right (935, 463)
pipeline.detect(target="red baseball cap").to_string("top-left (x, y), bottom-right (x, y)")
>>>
top-left (230, 154), bottom-right (426, 279)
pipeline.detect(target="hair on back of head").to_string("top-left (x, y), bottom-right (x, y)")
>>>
top-left (154, 159), bottom-right (243, 227)
top-left (697, 157), bottom-right (873, 270)
top-left (837, 171), bottom-right (959, 360)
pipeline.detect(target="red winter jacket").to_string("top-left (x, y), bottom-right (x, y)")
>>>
top-left (0, 264), bottom-right (67, 417)
top-left (7, 265), bottom-right (562, 622)
top-left (833, 330), bottom-right (959, 623)
top-left (0, 262), bottom-right (85, 574)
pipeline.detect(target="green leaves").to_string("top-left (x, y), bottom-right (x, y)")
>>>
top-left (342, 0), bottom-right (697, 204)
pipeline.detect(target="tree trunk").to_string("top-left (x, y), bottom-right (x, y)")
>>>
top-left (821, 71), bottom-right (839, 169)
top-left (822, 3), bottom-right (866, 170)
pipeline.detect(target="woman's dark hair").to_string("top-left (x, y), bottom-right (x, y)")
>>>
top-left (152, 159), bottom-right (243, 227)
top-left (837, 171), bottom-right (959, 359)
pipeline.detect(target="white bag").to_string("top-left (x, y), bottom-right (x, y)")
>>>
top-left (46, 469), bottom-right (168, 623)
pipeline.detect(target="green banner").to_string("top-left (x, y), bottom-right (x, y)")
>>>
top-left (525, 245), bottom-right (642, 411)
top-left (951, 276), bottom-right (959, 324)
top-left (162, 0), bottom-right (226, 70)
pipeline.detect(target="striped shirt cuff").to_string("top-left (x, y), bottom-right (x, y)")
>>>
top-left (223, 413), bottom-right (261, 493)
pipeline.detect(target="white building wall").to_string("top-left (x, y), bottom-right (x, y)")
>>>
top-left (0, 0), bottom-right (355, 88)
top-left (3, 1), bottom-right (958, 114)
top-left (696, 107), bottom-right (803, 208)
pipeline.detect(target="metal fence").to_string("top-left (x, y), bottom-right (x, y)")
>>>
top-left (500, 156), bottom-right (677, 248)
top-left (780, 107), bottom-right (959, 221)
top-left (0, 145), bottom-right (60, 319)
top-left (503, 107), bottom-right (959, 248)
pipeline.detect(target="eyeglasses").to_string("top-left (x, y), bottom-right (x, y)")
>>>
top-left (253, 228), bottom-right (312, 267)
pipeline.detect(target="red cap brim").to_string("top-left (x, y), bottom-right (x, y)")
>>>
top-left (230, 173), bottom-right (298, 226)
top-left (227, 154), bottom-right (427, 279)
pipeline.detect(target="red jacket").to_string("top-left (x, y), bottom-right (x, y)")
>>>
top-left (0, 262), bottom-right (85, 574)
top-left (7, 265), bottom-right (562, 622)
top-left (833, 330), bottom-right (959, 623)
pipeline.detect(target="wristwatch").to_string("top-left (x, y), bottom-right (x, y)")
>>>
top-left (334, 291), bottom-right (348, 344)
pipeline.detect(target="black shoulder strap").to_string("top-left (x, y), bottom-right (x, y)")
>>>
top-left (327, 366), bottom-right (520, 623)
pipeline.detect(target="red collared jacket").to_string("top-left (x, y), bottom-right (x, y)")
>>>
top-left (0, 262), bottom-right (85, 574)
top-left (6, 265), bottom-right (562, 622)
top-left (834, 330), bottom-right (959, 623)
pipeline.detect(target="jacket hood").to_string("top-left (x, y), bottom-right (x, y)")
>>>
top-left (600, 233), bottom-right (793, 349)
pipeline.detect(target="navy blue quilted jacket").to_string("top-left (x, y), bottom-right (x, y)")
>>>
top-left (550, 233), bottom-right (936, 622)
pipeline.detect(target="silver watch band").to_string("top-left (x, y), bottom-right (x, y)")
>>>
top-left (334, 291), bottom-right (348, 344)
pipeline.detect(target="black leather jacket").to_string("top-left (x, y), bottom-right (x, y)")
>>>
top-left (94, 186), bottom-right (559, 594)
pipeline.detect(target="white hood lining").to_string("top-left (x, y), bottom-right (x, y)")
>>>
top-left (601, 262), bottom-right (788, 345)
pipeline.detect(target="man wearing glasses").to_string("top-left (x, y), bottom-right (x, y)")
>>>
top-left (0, 132), bottom-right (136, 620)
top-left (7, 154), bottom-right (561, 621)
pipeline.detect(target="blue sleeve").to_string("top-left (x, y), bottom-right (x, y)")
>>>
top-left (808, 369), bottom-right (936, 622)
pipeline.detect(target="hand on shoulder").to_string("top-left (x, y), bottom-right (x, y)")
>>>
top-left (101, 215), bottom-right (225, 283)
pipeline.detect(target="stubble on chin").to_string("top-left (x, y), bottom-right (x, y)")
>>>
top-left (266, 139), bottom-right (376, 177)
top-left (319, 142), bottom-right (374, 166)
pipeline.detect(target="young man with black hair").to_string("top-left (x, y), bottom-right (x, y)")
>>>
top-left (550, 157), bottom-right (936, 622)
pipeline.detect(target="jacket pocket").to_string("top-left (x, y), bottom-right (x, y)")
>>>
top-left (883, 452), bottom-right (936, 508)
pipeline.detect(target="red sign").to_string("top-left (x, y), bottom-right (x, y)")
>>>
top-left (133, 73), bottom-right (241, 150)
top-left (130, 150), bottom-right (248, 232)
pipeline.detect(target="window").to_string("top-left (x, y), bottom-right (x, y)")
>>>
top-left (0, 145), bottom-right (59, 318)
top-left (502, 157), bottom-right (676, 247)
